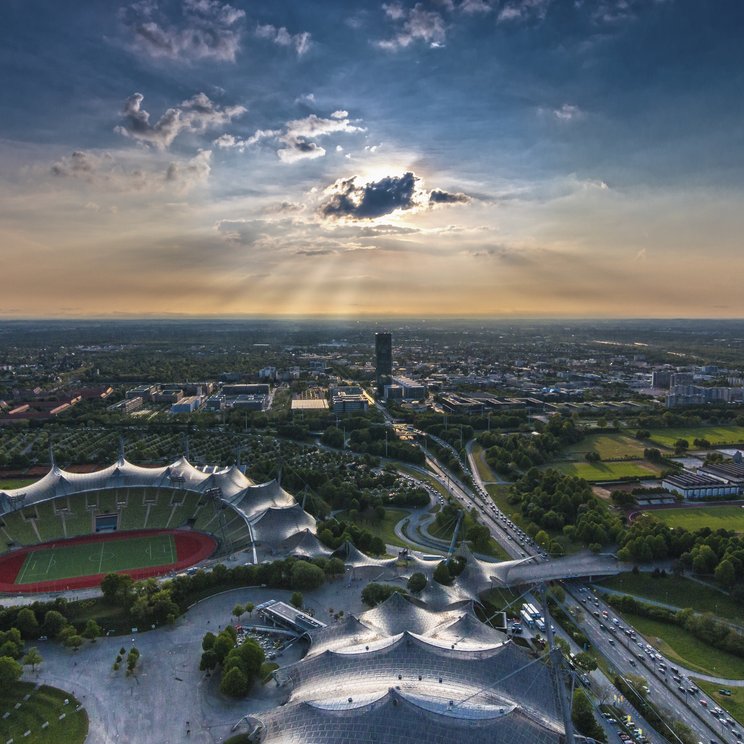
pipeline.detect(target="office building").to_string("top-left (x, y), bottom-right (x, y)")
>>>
top-left (375, 332), bottom-right (392, 397)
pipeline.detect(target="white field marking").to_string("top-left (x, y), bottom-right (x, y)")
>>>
top-left (16, 555), bottom-right (32, 584)
top-left (97, 540), bottom-right (106, 574)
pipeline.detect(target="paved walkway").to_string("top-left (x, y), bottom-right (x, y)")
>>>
top-left (22, 582), bottom-right (367, 744)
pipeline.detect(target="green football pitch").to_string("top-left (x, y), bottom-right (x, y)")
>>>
top-left (15, 534), bottom-right (177, 584)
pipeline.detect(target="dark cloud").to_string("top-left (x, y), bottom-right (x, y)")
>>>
top-left (120, 0), bottom-right (246, 63)
top-left (320, 172), bottom-right (419, 219)
top-left (429, 188), bottom-right (471, 204)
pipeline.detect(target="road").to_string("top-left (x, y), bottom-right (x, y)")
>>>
top-left (427, 439), bottom-right (740, 744)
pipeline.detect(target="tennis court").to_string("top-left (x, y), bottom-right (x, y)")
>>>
top-left (14, 533), bottom-right (177, 584)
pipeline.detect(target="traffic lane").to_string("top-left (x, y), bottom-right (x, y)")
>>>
top-left (566, 589), bottom-right (730, 743)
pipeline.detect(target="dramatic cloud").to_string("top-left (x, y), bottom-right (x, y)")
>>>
top-left (115, 92), bottom-right (246, 149)
top-left (255, 23), bottom-right (312, 55)
top-left (378, 3), bottom-right (447, 49)
top-left (319, 172), bottom-right (419, 219)
top-left (429, 188), bottom-right (471, 204)
top-left (120, 0), bottom-right (246, 62)
top-left (215, 111), bottom-right (364, 162)
top-left (319, 172), bottom-right (473, 219)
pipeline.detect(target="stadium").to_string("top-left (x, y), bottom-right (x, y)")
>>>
top-left (0, 456), bottom-right (315, 593)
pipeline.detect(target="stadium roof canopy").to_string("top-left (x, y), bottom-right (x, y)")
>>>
top-left (247, 592), bottom-right (564, 744)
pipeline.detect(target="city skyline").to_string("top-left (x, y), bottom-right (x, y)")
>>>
top-left (2, 0), bottom-right (743, 318)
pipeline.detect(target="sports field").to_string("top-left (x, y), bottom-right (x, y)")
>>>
top-left (641, 505), bottom-right (744, 533)
top-left (647, 425), bottom-right (744, 449)
top-left (549, 459), bottom-right (663, 481)
top-left (0, 529), bottom-right (217, 592)
top-left (15, 533), bottom-right (177, 584)
top-left (563, 433), bottom-right (647, 460)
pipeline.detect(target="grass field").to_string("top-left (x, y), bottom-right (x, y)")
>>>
top-left (470, 443), bottom-right (499, 483)
top-left (642, 505), bottom-right (744, 533)
top-left (694, 678), bottom-right (744, 725)
top-left (0, 682), bottom-right (88, 744)
top-left (647, 425), bottom-right (744, 449)
top-left (15, 534), bottom-right (176, 584)
top-left (619, 611), bottom-right (744, 679)
top-left (549, 459), bottom-right (663, 481)
top-left (0, 478), bottom-right (36, 489)
top-left (599, 573), bottom-right (743, 621)
top-left (427, 511), bottom-right (510, 559)
top-left (338, 508), bottom-right (412, 549)
top-left (563, 433), bottom-right (648, 460)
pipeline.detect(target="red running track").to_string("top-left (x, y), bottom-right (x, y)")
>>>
top-left (0, 529), bottom-right (217, 594)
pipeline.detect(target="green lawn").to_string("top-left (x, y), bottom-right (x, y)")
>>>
top-left (471, 443), bottom-right (498, 483)
top-left (618, 611), bottom-right (744, 679)
top-left (338, 508), bottom-right (412, 549)
top-left (16, 533), bottom-right (177, 584)
top-left (599, 573), bottom-right (743, 621)
top-left (647, 425), bottom-right (744, 449)
top-left (563, 433), bottom-right (648, 460)
top-left (0, 478), bottom-right (36, 489)
top-left (0, 682), bottom-right (88, 744)
top-left (427, 510), bottom-right (509, 559)
top-left (694, 679), bottom-right (744, 725)
top-left (549, 459), bottom-right (663, 481)
top-left (642, 505), bottom-right (744, 534)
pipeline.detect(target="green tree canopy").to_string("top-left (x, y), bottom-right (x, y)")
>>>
top-left (0, 656), bottom-right (22, 692)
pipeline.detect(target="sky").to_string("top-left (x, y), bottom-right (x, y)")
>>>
top-left (1, 0), bottom-right (743, 318)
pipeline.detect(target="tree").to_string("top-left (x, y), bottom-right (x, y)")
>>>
top-left (244, 602), bottom-right (255, 617)
top-left (200, 649), bottom-right (218, 671)
top-left (572, 688), bottom-right (605, 742)
top-left (715, 559), bottom-right (736, 588)
top-left (290, 591), bottom-right (303, 609)
top-left (290, 561), bottom-right (325, 590)
top-left (433, 560), bottom-right (452, 586)
top-left (220, 666), bottom-right (248, 698)
top-left (42, 610), bottom-right (67, 638)
top-left (101, 573), bottom-right (134, 605)
top-left (82, 619), bottom-right (102, 641)
top-left (202, 632), bottom-right (216, 651)
top-left (407, 572), bottom-right (427, 594)
top-left (64, 634), bottom-right (84, 651)
top-left (535, 530), bottom-right (550, 548)
top-left (15, 608), bottom-right (39, 639)
top-left (0, 656), bottom-right (22, 692)
top-left (232, 604), bottom-right (244, 622)
top-left (22, 647), bottom-right (43, 672)
top-left (213, 633), bottom-right (235, 663)
top-left (573, 652), bottom-right (597, 672)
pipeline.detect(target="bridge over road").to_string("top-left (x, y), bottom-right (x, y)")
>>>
top-left (490, 552), bottom-right (628, 586)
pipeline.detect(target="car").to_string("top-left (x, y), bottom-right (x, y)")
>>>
top-left (608, 639), bottom-right (615, 646)
top-left (700, 699), bottom-right (708, 707)
top-left (719, 689), bottom-right (733, 696)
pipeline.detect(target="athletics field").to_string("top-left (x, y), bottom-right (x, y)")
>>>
top-left (0, 529), bottom-right (216, 593)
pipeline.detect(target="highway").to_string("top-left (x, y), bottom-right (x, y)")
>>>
top-left (420, 431), bottom-right (740, 744)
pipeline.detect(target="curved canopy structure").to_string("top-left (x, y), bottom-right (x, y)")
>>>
top-left (0, 458), bottom-right (320, 562)
top-left (250, 595), bottom-right (563, 744)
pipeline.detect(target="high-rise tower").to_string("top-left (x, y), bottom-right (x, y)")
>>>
top-left (375, 332), bottom-right (392, 397)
